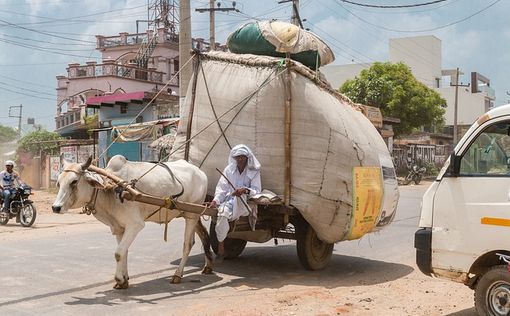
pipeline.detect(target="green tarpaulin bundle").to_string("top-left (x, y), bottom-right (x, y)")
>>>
top-left (227, 21), bottom-right (335, 70)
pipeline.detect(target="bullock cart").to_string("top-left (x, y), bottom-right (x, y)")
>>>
top-left (88, 164), bottom-right (330, 270)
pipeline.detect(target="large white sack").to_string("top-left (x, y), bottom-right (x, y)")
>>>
top-left (172, 51), bottom-right (398, 243)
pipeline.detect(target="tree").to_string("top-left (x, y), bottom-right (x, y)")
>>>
top-left (0, 125), bottom-right (17, 143)
top-left (339, 62), bottom-right (446, 136)
top-left (18, 129), bottom-right (63, 156)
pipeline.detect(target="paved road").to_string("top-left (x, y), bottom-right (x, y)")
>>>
top-left (0, 183), bottom-right (473, 315)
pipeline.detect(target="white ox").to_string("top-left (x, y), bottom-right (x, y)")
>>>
top-left (51, 155), bottom-right (213, 289)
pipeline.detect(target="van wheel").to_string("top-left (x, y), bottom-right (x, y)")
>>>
top-left (294, 217), bottom-right (333, 270)
top-left (474, 265), bottom-right (510, 316)
top-left (209, 220), bottom-right (247, 259)
top-left (413, 174), bottom-right (422, 185)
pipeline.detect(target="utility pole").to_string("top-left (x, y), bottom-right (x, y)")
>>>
top-left (8, 105), bottom-right (22, 139)
top-left (451, 68), bottom-right (469, 144)
top-left (209, 0), bottom-right (215, 50)
top-left (195, 1), bottom-right (238, 51)
top-left (179, 0), bottom-right (192, 101)
top-left (277, 0), bottom-right (303, 28)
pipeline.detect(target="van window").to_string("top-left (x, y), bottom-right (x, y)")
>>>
top-left (460, 122), bottom-right (510, 176)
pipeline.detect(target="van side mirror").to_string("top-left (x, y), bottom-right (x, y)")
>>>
top-left (448, 153), bottom-right (461, 177)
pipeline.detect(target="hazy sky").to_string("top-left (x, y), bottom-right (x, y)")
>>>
top-left (0, 0), bottom-right (507, 131)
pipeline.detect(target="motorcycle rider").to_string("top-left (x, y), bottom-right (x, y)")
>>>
top-left (0, 160), bottom-right (22, 214)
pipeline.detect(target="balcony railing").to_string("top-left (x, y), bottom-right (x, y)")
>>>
top-left (56, 109), bottom-right (81, 130)
top-left (67, 62), bottom-right (164, 83)
top-left (96, 30), bottom-right (177, 50)
top-left (478, 85), bottom-right (496, 100)
top-left (95, 29), bottom-right (227, 52)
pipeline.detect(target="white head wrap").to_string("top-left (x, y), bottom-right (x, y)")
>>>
top-left (227, 144), bottom-right (260, 171)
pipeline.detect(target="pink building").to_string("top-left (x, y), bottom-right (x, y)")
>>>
top-left (54, 27), bottom-right (185, 138)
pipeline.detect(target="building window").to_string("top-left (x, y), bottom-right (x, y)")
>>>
top-left (120, 104), bottom-right (128, 114)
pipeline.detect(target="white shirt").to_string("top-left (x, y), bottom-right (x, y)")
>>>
top-left (213, 166), bottom-right (261, 205)
top-left (0, 170), bottom-right (20, 189)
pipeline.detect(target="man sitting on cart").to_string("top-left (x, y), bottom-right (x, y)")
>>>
top-left (209, 144), bottom-right (261, 262)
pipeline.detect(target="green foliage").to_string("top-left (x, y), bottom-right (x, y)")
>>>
top-left (84, 113), bottom-right (99, 136)
top-left (0, 125), bottom-right (17, 142)
top-left (18, 129), bottom-right (63, 156)
top-left (339, 62), bottom-right (446, 136)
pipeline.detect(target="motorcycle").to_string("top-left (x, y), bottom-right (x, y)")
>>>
top-left (0, 184), bottom-right (36, 227)
top-left (404, 164), bottom-right (426, 185)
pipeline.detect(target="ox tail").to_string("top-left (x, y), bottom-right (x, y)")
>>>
top-left (196, 218), bottom-right (213, 265)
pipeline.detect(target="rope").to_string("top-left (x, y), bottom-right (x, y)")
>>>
top-left (133, 65), bottom-right (288, 183)
top-left (198, 67), bottom-right (279, 168)
top-left (97, 53), bottom-right (196, 160)
top-left (199, 60), bottom-right (232, 150)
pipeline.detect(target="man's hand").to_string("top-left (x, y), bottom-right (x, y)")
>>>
top-left (208, 200), bottom-right (218, 208)
top-left (232, 188), bottom-right (249, 197)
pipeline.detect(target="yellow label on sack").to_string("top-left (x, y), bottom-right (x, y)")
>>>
top-left (348, 167), bottom-right (383, 240)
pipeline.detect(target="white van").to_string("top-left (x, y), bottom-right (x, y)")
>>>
top-left (415, 104), bottom-right (510, 316)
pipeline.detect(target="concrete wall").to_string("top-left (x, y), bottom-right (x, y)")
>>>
top-left (321, 63), bottom-right (372, 90)
top-left (439, 86), bottom-right (487, 126)
top-left (389, 36), bottom-right (442, 89)
top-left (98, 103), bottom-right (156, 125)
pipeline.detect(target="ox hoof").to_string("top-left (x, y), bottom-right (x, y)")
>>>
top-left (170, 275), bottom-right (182, 284)
top-left (113, 276), bottom-right (129, 289)
top-left (201, 266), bottom-right (214, 275)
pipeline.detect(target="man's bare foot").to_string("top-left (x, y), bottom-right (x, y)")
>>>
top-left (216, 241), bottom-right (225, 263)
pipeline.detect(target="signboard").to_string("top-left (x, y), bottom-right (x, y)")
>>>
top-left (361, 105), bottom-right (383, 129)
top-left (61, 146), bottom-right (77, 163)
top-left (50, 156), bottom-right (61, 181)
top-left (61, 145), bottom-right (94, 163)
top-left (348, 167), bottom-right (384, 240)
top-left (77, 145), bottom-right (94, 163)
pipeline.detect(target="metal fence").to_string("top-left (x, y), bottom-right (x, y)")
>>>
top-left (392, 144), bottom-right (452, 175)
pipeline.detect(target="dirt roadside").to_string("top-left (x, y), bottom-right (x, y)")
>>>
top-left (1, 190), bottom-right (476, 315)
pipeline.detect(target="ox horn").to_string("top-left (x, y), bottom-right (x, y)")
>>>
top-left (81, 156), bottom-right (92, 171)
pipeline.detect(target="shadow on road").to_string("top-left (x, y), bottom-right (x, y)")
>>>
top-left (447, 307), bottom-right (476, 316)
top-left (60, 245), bottom-right (413, 306)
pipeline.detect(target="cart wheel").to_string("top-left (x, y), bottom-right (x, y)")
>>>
top-left (295, 218), bottom-right (333, 270)
top-left (209, 220), bottom-right (247, 259)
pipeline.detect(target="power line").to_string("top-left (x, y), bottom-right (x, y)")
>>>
top-left (0, 37), bottom-right (101, 59)
top-left (0, 18), bottom-right (96, 43)
top-left (338, 0), bottom-right (461, 14)
top-left (0, 85), bottom-right (55, 101)
top-left (0, 81), bottom-right (56, 97)
top-left (336, 0), bottom-right (502, 33)
top-left (306, 21), bottom-right (375, 64)
top-left (0, 74), bottom-right (55, 89)
top-left (0, 4), bottom-right (147, 27)
top-left (0, 62), bottom-right (65, 67)
top-left (0, 33), bottom-right (96, 47)
top-left (0, 37), bottom-right (96, 52)
top-left (315, 0), bottom-right (453, 85)
top-left (340, 0), bottom-right (448, 9)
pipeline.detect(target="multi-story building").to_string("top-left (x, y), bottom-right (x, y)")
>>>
top-left (321, 35), bottom-right (495, 141)
top-left (53, 1), bottom-right (226, 164)
top-left (54, 27), bottom-right (181, 139)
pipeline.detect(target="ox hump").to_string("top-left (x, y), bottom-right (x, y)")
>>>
top-left (107, 155), bottom-right (128, 172)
